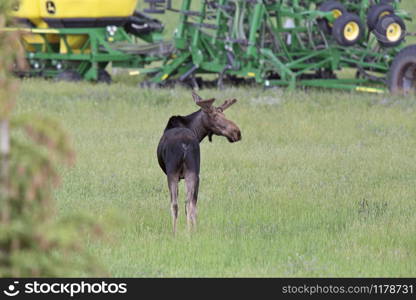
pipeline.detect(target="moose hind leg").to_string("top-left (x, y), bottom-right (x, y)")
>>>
top-left (185, 173), bottom-right (199, 231)
top-left (168, 174), bottom-right (179, 234)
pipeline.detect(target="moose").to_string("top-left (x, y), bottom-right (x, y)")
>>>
top-left (157, 91), bottom-right (242, 233)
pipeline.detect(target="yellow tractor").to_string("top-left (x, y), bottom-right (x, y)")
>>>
top-left (9, 0), bottom-right (167, 82)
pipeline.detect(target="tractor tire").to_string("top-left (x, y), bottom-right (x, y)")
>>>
top-left (97, 69), bottom-right (112, 84)
top-left (374, 14), bottom-right (406, 48)
top-left (317, 1), bottom-right (347, 34)
top-left (367, 3), bottom-right (394, 30)
top-left (387, 45), bottom-right (416, 94)
top-left (332, 13), bottom-right (364, 46)
top-left (56, 70), bottom-right (83, 82)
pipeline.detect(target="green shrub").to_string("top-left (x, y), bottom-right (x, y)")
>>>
top-left (0, 0), bottom-right (102, 277)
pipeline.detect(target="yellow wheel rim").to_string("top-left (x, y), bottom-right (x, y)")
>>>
top-left (332, 9), bottom-right (342, 19)
top-left (379, 11), bottom-right (391, 19)
top-left (386, 23), bottom-right (402, 42)
top-left (344, 21), bottom-right (360, 41)
top-left (328, 9), bottom-right (343, 28)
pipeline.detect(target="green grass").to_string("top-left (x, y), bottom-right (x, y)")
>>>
top-left (15, 79), bottom-right (416, 277)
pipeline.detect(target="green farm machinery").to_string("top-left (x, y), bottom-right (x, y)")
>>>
top-left (6, 0), bottom-right (416, 93)
top-left (149, 0), bottom-right (414, 93)
top-left (8, 0), bottom-right (169, 82)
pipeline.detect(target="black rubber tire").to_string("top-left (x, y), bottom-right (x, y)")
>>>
top-left (55, 70), bottom-right (83, 82)
top-left (367, 3), bottom-right (394, 30)
top-left (317, 1), bottom-right (347, 34)
top-left (97, 69), bottom-right (112, 84)
top-left (319, 1), bottom-right (347, 14)
top-left (388, 45), bottom-right (416, 94)
top-left (374, 14), bottom-right (406, 48)
top-left (332, 13), bottom-right (364, 46)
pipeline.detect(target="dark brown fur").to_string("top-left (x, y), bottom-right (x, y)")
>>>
top-left (157, 92), bottom-right (241, 233)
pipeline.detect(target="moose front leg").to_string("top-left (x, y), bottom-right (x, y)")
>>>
top-left (185, 173), bottom-right (199, 232)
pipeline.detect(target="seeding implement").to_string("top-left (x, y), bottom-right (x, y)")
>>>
top-left (6, 0), bottom-right (416, 93)
top-left (148, 0), bottom-right (413, 93)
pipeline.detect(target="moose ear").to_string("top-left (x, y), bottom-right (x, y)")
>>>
top-left (196, 98), bottom-right (216, 111)
top-left (218, 99), bottom-right (237, 112)
top-left (192, 91), bottom-right (215, 111)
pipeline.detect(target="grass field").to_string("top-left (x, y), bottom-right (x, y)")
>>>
top-left (10, 0), bottom-right (416, 278)
top-left (16, 80), bottom-right (416, 277)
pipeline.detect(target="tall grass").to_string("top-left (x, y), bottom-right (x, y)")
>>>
top-left (16, 80), bottom-right (416, 277)
top-left (10, 0), bottom-right (416, 278)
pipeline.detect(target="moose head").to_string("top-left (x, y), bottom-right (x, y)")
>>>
top-left (192, 91), bottom-right (242, 143)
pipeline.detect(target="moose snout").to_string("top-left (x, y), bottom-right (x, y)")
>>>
top-left (228, 129), bottom-right (242, 143)
top-left (235, 129), bottom-right (242, 141)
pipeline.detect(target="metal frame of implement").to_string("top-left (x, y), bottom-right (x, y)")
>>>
top-left (148, 0), bottom-right (411, 93)
top-left (3, 0), bottom-right (414, 92)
